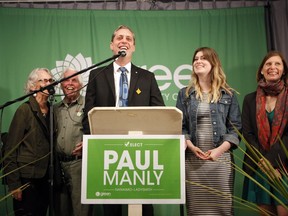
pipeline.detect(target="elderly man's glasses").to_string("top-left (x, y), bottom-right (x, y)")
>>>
top-left (38, 78), bottom-right (55, 83)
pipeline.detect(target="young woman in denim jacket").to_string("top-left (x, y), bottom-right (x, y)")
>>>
top-left (176, 47), bottom-right (241, 216)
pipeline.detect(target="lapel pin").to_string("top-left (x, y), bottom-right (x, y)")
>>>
top-left (136, 88), bottom-right (141, 94)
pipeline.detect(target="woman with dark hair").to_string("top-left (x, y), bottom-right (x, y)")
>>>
top-left (242, 51), bottom-right (288, 216)
top-left (176, 47), bottom-right (241, 216)
top-left (4, 68), bottom-right (54, 216)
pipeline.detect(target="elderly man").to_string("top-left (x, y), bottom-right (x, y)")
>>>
top-left (54, 68), bottom-right (93, 216)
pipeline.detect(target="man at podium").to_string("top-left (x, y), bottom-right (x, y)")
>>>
top-left (82, 25), bottom-right (165, 216)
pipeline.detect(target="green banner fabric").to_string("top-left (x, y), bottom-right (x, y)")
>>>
top-left (82, 135), bottom-right (185, 204)
top-left (0, 7), bottom-right (266, 131)
top-left (0, 7), bottom-right (267, 216)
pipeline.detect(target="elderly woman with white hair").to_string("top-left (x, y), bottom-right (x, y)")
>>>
top-left (4, 68), bottom-right (55, 216)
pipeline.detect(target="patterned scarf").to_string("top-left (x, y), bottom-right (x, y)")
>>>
top-left (256, 79), bottom-right (288, 150)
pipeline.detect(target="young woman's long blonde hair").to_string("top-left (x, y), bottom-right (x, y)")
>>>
top-left (185, 47), bottom-right (233, 102)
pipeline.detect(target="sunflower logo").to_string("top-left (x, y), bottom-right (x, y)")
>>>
top-left (51, 53), bottom-right (93, 97)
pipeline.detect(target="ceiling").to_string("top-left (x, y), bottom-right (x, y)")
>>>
top-left (0, 0), bottom-right (272, 10)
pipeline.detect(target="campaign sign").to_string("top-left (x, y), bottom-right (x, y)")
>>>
top-left (81, 135), bottom-right (185, 204)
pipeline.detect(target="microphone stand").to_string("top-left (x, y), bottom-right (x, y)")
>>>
top-left (48, 89), bottom-right (55, 216)
top-left (0, 52), bottom-right (123, 216)
top-left (0, 51), bottom-right (123, 110)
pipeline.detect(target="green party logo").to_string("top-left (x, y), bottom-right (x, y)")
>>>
top-left (51, 53), bottom-right (92, 97)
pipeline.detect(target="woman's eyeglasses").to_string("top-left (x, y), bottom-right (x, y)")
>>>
top-left (38, 78), bottom-right (55, 83)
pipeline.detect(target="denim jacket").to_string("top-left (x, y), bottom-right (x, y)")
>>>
top-left (176, 87), bottom-right (242, 148)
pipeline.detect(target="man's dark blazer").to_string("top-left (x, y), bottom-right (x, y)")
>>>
top-left (82, 62), bottom-right (165, 134)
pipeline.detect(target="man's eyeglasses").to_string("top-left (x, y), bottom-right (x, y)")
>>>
top-left (38, 78), bottom-right (55, 83)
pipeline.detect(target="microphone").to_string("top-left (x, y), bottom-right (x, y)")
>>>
top-left (118, 50), bottom-right (126, 57)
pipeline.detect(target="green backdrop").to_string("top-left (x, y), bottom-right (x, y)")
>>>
top-left (0, 7), bottom-right (267, 216)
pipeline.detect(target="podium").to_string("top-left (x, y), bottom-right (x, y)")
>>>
top-left (82, 106), bottom-right (185, 216)
top-left (88, 106), bottom-right (182, 135)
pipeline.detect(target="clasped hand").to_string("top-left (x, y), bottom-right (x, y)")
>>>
top-left (258, 158), bottom-right (281, 179)
top-left (186, 140), bottom-right (222, 161)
